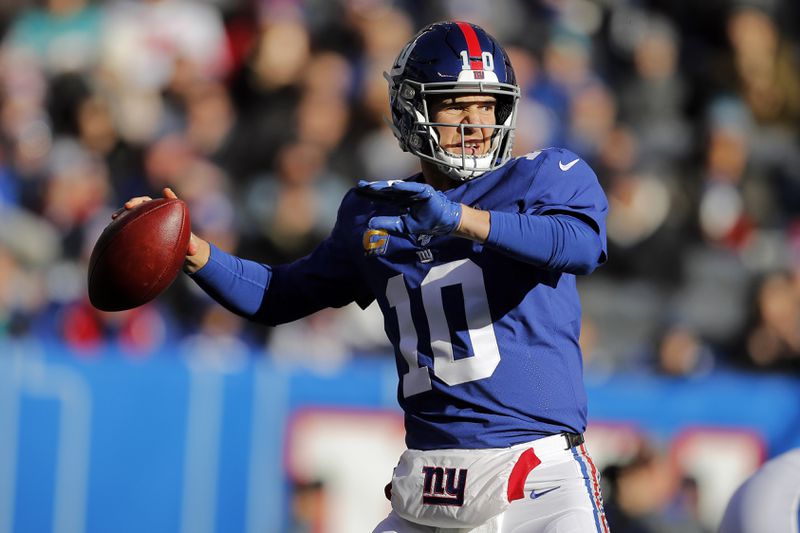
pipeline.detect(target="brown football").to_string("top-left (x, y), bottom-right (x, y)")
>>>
top-left (88, 198), bottom-right (191, 312)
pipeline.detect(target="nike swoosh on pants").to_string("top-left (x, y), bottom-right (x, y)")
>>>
top-left (530, 486), bottom-right (560, 499)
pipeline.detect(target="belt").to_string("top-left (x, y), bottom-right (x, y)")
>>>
top-left (528, 432), bottom-right (586, 457)
top-left (563, 432), bottom-right (585, 450)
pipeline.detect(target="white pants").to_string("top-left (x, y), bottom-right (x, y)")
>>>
top-left (372, 435), bottom-right (609, 533)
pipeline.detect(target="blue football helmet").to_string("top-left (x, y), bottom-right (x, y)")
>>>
top-left (386, 21), bottom-right (520, 181)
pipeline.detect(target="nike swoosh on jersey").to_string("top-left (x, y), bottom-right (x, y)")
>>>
top-left (559, 158), bottom-right (580, 171)
top-left (530, 486), bottom-right (560, 499)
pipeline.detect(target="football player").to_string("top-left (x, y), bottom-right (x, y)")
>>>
top-left (126, 21), bottom-right (609, 532)
top-left (719, 448), bottom-right (800, 533)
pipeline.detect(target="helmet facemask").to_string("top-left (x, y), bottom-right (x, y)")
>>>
top-left (387, 75), bottom-right (520, 181)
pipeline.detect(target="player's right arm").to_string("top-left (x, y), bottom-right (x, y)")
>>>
top-left (122, 188), bottom-right (373, 326)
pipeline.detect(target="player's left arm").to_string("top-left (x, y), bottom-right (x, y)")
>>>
top-left (452, 204), bottom-right (604, 275)
top-left (357, 152), bottom-right (608, 275)
top-left (478, 150), bottom-right (608, 274)
top-left (478, 210), bottom-right (605, 274)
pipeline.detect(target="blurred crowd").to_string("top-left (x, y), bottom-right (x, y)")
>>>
top-left (0, 0), bottom-right (799, 379)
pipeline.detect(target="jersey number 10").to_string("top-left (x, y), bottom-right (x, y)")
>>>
top-left (386, 259), bottom-right (501, 398)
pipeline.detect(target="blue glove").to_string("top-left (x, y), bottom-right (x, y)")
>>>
top-left (357, 180), bottom-right (462, 236)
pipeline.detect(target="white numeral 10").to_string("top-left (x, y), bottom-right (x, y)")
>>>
top-left (386, 259), bottom-right (501, 398)
top-left (459, 50), bottom-right (495, 71)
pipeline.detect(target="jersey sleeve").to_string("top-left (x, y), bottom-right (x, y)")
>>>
top-left (523, 149), bottom-right (608, 262)
top-left (189, 244), bottom-right (273, 317)
top-left (253, 190), bottom-right (375, 326)
top-left (483, 150), bottom-right (608, 273)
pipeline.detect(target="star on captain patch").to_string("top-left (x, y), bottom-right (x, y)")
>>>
top-left (363, 229), bottom-right (389, 256)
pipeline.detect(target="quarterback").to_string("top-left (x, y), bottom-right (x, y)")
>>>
top-left (126, 21), bottom-right (609, 533)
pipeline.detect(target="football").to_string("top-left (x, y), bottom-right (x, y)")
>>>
top-left (88, 198), bottom-right (191, 312)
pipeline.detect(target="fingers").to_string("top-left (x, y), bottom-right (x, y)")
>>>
top-left (387, 181), bottom-right (429, 195)
top-left (358, 179), bottom-right (403, 189)
top-left (182, 235), bottom-right (211, 274)
top-left (357, 180), bottom-right (427, 194)
top-left (368, 216), bottom-right (405, 234)
top-left (186, 233), bottom-right (199, 256)
top-left (356, 180), bottom-right (398, 200)
top-left (114, 189), bottom-right (180, 219)
top-left (123, 195), bottom-right (152, 209)
top-left (356, 180), bottom-right (429, 203)
top-left (115, 195), bottom-right (152, 218)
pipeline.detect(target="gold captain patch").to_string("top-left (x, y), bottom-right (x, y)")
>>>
top-left (363, 229), bottom-right (389, 256)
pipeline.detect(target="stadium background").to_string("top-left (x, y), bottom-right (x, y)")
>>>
top-left (0, 0), bottom-right (798, 531)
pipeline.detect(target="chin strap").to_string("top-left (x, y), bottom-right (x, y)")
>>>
top-left (435, 162), bottom-right (487, 181)
top-left (433, 149), bottom-right (493, 181)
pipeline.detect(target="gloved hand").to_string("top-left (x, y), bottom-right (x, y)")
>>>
top-left (357, 180), bottom-right (462, 236)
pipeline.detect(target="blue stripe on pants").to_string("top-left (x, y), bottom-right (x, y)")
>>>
top-left (572, 447), bottom-right (603, 532)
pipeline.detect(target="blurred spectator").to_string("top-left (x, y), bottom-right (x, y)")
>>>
top-left (57, 298), bottom-right (172, 356)
top-left (100, 0), bottom-right (230, 92)
top-left (39, 138), bottom-right (109, 262)
top-left (605, 170), bottom-right (677, 280)
top-left (0, 243), bottom-right (48, 339)
top-left (180, 304), bottom-right (251, 367)
top-left (653, 324), bottom-right (714, 378)
top-left (617, 15), bottom-right (691, 169)
top-left (2, 0), bottom-right (103, 75)
top-left (296, 91), bottom-right (349, 153)
top-left (222, 17), bottom-right (311, 182)
top-left (249, 17), bottom-right (309, 92)
top-left (567, 81), bottom-right (617, 162)
top-left (727, 7), bottom-right (800, 131)
top-left (602, 443), bottom-right (708, 533)
top-left (526, 30), bottom-right (597, 148)
top-left (724, 6), bottom-right (800, 223)
top-left (76, 92), bottom-right (147, 204)
top-left (697, 98), bottom-right (761, 253)
top-left (736, 270), bottom-right (800, 372)
top-left (289, 478), bottom-right (326, 533)
top-left (239, 140), bottom-right (350, 264)
top-left (183, 79), bottom-right (236, 159)
top-left (98, 0), bottom-right (231, 143)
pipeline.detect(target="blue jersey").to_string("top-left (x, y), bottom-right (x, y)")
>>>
top-left (260, 149), bottom-right (608, 449)
top-left (209, 148), bottom-right (608, 450)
